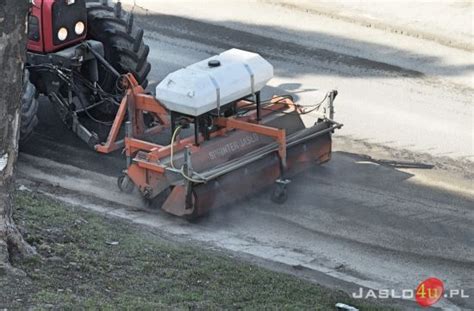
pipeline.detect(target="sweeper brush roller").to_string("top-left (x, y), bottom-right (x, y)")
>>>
top-left (96, 49), bottom-right (342, 219)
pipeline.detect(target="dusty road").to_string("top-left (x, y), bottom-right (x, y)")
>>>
top-left (127, 0), bottom-right (474, 161)
top-left (19, 1), bottom-right (473, 310)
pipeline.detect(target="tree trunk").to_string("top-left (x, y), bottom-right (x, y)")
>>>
top-left (0, 0), bottom-right (34, 273)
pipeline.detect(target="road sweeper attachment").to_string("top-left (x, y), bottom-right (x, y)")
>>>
top-left (96, 49), bottom-right (342, 218)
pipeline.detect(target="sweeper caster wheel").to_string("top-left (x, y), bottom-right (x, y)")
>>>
top-left (271, 179), bottom-right (290, 204)
top-left (117, 174), bottom-right (134, 193)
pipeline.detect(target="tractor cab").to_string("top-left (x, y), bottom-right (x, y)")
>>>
top-left (27, 0), bottom-right (102, 100)
top-left (28, 0), bottom-right (88, 54)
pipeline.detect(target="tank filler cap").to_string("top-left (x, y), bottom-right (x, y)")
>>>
top-left (208, 60), bottom-right (221, 68)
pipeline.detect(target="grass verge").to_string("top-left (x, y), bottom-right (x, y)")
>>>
top-left (0, 191), bottom-right (391, 310)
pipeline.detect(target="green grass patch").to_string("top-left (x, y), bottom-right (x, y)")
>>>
top-left (0, 191), bottom-right (392, 310)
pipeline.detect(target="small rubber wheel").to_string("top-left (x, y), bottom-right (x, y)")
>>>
top-left (117, 174), bottom-right (134, 193)
top-left (185, 190), bottom-right (201, 222)
top-left (271, 185), bottom-right (288, 204)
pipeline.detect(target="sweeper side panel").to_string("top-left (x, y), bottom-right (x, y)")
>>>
top-left (160, 119), bottom-right (335, 218)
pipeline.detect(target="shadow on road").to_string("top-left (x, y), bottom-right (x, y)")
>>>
top-left (134, 12), bottom-right (473, 80)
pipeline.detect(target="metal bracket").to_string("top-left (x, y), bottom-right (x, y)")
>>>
top-left (184, 146), bottom-right (195, 210)
top-left (85, 42), bottom-right (121, 79)
top-left (327, 90), bottom-right (338, 120)
top-left (209, 75), bottom-right (221, 116)
top-left (72, 114), bottom-right (100, 148)
top-left (244, 64), bottom-right (261, 121)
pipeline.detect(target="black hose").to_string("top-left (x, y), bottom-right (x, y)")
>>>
top-left (27, 64), bottom-right (119, 125)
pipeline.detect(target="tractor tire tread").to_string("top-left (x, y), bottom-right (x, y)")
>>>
top-left (85, 1), bottom-right (151, 92)
top-left (20, 70), bottom-right (39, 143)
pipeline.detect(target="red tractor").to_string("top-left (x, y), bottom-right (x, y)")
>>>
top-left (22, 0), bottom-right (151, 146)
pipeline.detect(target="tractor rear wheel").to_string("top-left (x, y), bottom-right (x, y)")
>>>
top-left (20, 70), bottom-right (39, 143)
top-left (85, 1), bottom-right (151, 93)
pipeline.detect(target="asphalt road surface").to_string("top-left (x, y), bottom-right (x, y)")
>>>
top-left (19, 3), bottom-right (473, 310)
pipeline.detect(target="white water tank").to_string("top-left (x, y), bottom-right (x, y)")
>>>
top-left (155, 49), bottom-right (274, 116)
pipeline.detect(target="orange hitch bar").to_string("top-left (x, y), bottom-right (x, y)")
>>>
top-left (95, 74), bottom-right (170, 154)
